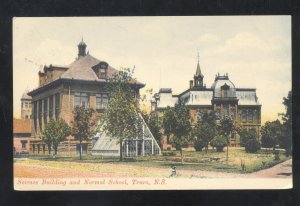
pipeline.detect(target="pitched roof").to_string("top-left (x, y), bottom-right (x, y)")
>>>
top-left (21, 90), bottom-right (32, 100)
top-left (13, 118), bottom-right (31, 133)
top-left (61, 54), bottom-right (102, 81)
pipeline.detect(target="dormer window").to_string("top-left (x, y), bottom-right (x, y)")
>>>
top-left (92, 61), bottom-right (108, 79)
top-left (99, 68), bottom-right (106, 79)
top-left (221, 83), bottom-right (230, 97)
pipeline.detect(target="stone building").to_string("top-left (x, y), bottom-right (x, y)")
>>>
top-left (21, 90), bottom-right (32, 120)
top-left (28, 39), bottom-right (161, 156)
top-left (152, 57), bottom-right (261, 150)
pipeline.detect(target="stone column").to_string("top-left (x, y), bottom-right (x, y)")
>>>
top-left (53, 94), bottom-right (56, 120)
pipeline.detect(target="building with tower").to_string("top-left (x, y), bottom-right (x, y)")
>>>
top-left (21, 90), bottom-right (32, 120)
top-left (152, 54), bottom-right (261, 150)
top-left (27, 39), bottom-right (161, 157)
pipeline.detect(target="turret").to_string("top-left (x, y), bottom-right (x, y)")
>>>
top-left (78, 38), bottom-right (87, 59)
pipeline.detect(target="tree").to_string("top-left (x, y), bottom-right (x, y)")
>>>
top-left (162, 106), bottom-right (176, 145)
top-left (170, 100), bottom-right (191, 164)
top-left (42, 119), bottom-right (70, 156)
top-left (279, 91), bottom-right (292, 156)
top-left (98, 68), bottom-right (143, 161)
top-left (148, 112), bottom-right (163, 148)
top-left (245, 139), bottom-right (260, 153)
top-left (210, 135), bottom-right (227, 152)
top-left (192, 111), bottom-right (218, 152)
top-left (239, 128), bottom-right (257, 147)
top-left (219, 116), bottom-right (235, 162)
top-left (261, 120), bottom-right (282, 151)
top-left (72, 105), bottom-right (96, 160)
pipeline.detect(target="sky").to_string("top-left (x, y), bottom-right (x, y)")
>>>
top-left (13, 16), bottom-right (291, 124)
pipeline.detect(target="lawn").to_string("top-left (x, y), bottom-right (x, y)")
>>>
top-left (15, 147), bottom-right (291, 174)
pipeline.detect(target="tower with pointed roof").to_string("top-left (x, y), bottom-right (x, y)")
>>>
top-left (153, 52), bottom-right (261, 149)
top-left (192, 51), bottom-right (204, 89)
top-left (21, 90), bottom-right (32, 119)
top-left (78, 38), bottom-right (87, 59)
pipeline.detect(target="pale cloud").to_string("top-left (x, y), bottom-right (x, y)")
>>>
top-left (196, 33), bottom-right (220, 44)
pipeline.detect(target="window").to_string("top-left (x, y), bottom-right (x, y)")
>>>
top-left (21, 140), bottom-right (27, 150)
top-left (242, 111), bottom-right (247, 123)
top-left (55, 93), bottom-right (60, 119)
top-left (74, 93), bottom-right (89, 108)
top-left (196, 111), bottom-right (203, 122)
top-left (222, 104), bottom-right (229, 117)
top-left (25, 115), bottom-right (28, 119)
top-left (99, 68), bottom-right (106, 79)
top-left (221, 84), bottom-right (230, 98)
top-left (96, 93), bottom-right (108, 109)
top-left (44, 97), bottom-right (48, 125)
top-left (49, 95), bottom-right (53, 119)
top-left (248, 111), bottom-right (254, 123)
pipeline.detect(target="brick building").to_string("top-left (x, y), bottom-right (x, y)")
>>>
top-left (28, 39), bottom-right (148, 156)
top-left (152, 56), bottom-right (261, 150)
top-left (13, 118), bottom-right (32, 154)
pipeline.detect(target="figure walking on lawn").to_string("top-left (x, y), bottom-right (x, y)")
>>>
top-left (170, 165), bottom-right (177, 177)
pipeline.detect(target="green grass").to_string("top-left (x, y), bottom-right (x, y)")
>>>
top-left (15, 148), bottom-right (291, 174)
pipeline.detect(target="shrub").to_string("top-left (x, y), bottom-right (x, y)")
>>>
top-left (162, 151), bottom-right (176, 156)
top-left (210, 135), bottom-right (227, 152)
top-left (274, 150), bottom-right (280, 161)
top-left (245, 139), bottom-right (260, 153)
top-left (193, 140), bottom-right (206, 151)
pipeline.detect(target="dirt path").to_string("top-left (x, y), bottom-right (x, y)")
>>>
top-left (14, 159), bottom-right (292, 179)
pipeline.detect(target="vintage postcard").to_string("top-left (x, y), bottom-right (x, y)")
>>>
top-left (13, 16), bottom-right (292, 190)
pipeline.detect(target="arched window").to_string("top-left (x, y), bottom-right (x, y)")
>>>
top-left (221, 84), bottom-right (230, 98)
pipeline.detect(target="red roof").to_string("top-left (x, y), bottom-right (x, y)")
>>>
top-left (13, 118), bottom-right (31, 133)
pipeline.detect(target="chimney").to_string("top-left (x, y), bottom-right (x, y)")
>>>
top-left (190, 80), bottom-right (193, 89)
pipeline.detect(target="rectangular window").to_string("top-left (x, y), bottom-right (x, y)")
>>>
top-left (21, 140), bottom-right (28, 150)
top-left (49, 95), bottom-right (53, 119)
top-left (33, 101), bottom-right (37, 132)
top-left (96, 93), bottom-right (108, 109)
top-left (55, 93), bottom-right (60, 119)
top-left (242, 111), bottom-right (247, 123)
top-left (74, 93), bottom-right (89, 108)
top-left (44, 98), bottom-right (48, 125)
top-left (248, 111), bottom-right (254, 123)
top-left (38, 100), bottom-right (43, 131)
top-left (99, 68), bottom-right (106, 79)
top-left (222, 104), bottom-right (229, 117)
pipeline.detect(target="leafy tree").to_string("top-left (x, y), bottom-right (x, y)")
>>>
top-left (148, 112), bottom-right (163, 148)
top-left (245, 139), bottom-right (260, 153)
top-left (219, 116), bottom-right (235, 161)
top-left (170, 100), bottom-right (191, 164)
top-left (162, 106), bottom-right (176, 145)
top-left (261, 120), bottom-right (282, 151)
top-left (72, 105), bottom-right (96, 160)
top-left (192, 111), bottom-right (218, 152)
top-left (279, 91), bottom-right (292, 156)
top-left (239, 128), bottom-right (257, 147)
top-left (210, 135), bottom-right (227, 152)
top-left (42, 119), bottom-right (70, 156)
top-left (98, 68), bottom-right (143, 161)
